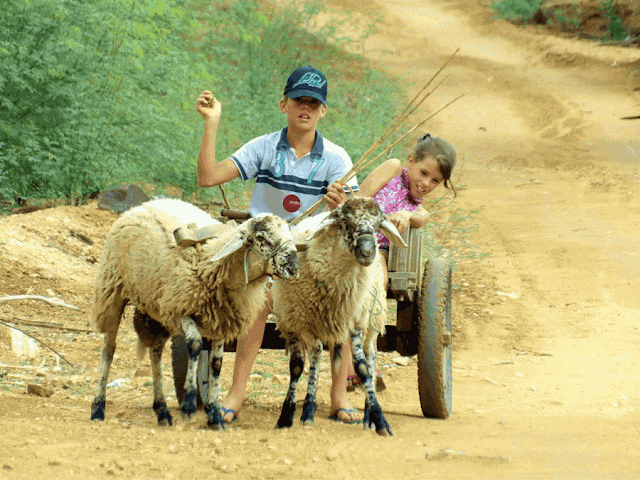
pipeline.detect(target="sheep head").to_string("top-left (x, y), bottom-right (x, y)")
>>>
top-left (210, 214), bottom-right (299, 280)
top-left (311, 197), bottom-right (407, 266)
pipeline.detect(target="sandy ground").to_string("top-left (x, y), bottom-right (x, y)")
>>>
top-left (2, 1), bottom-right (640, 479)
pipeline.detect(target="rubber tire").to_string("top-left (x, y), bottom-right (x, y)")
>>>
top-left (417, 257), bottom-right (453, 419)
top-left (170, 336), bottom-right (210, 406)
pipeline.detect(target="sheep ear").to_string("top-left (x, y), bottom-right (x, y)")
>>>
top-left (210, 232), bottom-right (246, 262)
top-left (380, 219), bottom-right (408, 248)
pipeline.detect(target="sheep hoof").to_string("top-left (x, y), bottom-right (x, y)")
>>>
top-left (90, 398), bottom-right (105, 421)
top-left (206, 420), bottom-right (226, 431)
top-left (180, 392), bottom-right (198, 420)
top-left (275, 417), bottom-right (294, 429)
top-left (156, 411), bottom-right (173, 427)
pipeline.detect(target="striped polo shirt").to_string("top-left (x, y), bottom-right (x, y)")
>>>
top-left (231, 128), bottom-right (359, 222)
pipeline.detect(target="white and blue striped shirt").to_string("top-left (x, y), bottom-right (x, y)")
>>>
top-left (231, 128), bottom-right (359, 221)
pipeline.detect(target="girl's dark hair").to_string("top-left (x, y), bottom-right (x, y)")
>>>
top-left (413, 133), bottom-right (457, 196)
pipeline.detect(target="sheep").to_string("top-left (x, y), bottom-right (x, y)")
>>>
top-left (89, 198), bottom-right (299, 429)
top-left (271, 197), bottom-right (407, 436)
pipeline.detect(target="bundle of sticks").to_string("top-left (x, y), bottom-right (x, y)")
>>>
top-left (290, 48), bottom-right (466, 226)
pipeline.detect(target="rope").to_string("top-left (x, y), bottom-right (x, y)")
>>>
top-left (367, 285), bottom-right (384, 335)
top-left (242, 244), bottom-right (282, 288)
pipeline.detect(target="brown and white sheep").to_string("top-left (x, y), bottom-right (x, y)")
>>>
top-left (90, 198), bottom-right (298, 429)
top-left (271, 197), bottom-right (406, 436)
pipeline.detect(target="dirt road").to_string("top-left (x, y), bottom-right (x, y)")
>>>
top-left (2, 1), bottom-right (640, 479)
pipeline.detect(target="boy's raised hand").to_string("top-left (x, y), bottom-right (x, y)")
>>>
top-left (197, 90), bottom-right (222, 121)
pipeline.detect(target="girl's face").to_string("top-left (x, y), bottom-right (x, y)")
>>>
top-left (279, 96), bottom-right (327, 132)
top-left (406, 155), bottom-right (444, 198)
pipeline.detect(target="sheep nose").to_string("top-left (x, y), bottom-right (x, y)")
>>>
top-left (355, 235), bottom-right (376, 265)
top-left (287, 252), bottom-right (300, 278)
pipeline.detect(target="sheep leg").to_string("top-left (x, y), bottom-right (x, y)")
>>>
top-left (203, 340), bottom-right (226, 430)
top-left (148, 333), bottom-right (173, 426)
top-left (179, 316), bottom-right (202, 420)
top-left (90, 299), bottom-right (125, 422)
top-left (350, 329), bottom-right (393, 436)
top-left (300, 340), bottom-right (323, 425)
top-left (276, 337), bottom-right (304, 429)
top-left (90, 329), bottom-right (119, 421)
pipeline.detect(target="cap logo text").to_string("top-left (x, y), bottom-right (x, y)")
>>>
top-left (292, 73), bottom-right (326, 90)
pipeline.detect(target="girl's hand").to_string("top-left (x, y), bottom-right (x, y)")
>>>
top-left (324, 181), bottom-right (348, 209)
top-left (197, 90), bottom-right (222, 121)
top-left (388, 210), bottom-right (412, 234)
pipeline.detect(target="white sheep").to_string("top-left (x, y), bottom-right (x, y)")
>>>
top-left (89, 198), bottom-right (299, 429)
top-left (271, 197), bottom-right (406, 436)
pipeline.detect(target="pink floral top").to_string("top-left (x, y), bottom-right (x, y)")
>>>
top-left (372, 167), bottom-right (423, 250)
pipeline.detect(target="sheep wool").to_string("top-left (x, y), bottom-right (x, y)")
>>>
top-left (90, 198), bottom-right (299, 429)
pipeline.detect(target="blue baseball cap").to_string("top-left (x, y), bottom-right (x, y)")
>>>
top-left (283, 66), bottom-right (327, 105)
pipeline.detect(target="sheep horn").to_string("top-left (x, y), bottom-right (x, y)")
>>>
top-left (379, 219), bottom-right (407, 248)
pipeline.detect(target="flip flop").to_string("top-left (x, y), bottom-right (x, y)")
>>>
top-left (220, 406), bottom-right (238, 423)
top-left (328, 408), bottom-right (363, 424)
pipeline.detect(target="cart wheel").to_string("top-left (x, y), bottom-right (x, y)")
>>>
top-left (170, 336), bottom-right (210, 406)
top-left (417, 257), bottom-right (453, 419)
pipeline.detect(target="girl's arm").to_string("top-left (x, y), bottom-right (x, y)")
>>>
top-left (324, 158), bottom-right (402, 208)
top-left (196, 91), bottom-right (241, 187)
top-left (358, 158), bottom-right (403, 197)
top-left (388, 206), bottom-right (430, 234)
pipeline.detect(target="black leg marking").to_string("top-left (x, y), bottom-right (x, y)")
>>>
top-left (301, 340), bottom-right (323, 425)
top-left (180, 317), bottom-right (202, 420)
top-left (90, 398), bottom-right (106, 421)
top-left (153, 400), bottom-right (173, 426)
top-left (204, 341), bottom-right (225, 430)
top-left (148, 332), bottom-right (172, 426)
top-left (90, 332), bottom-right (117, 422)
top-left (350, 329), bottom-right (393, 436)
top-left (276, 338), bottom-right (304, 429)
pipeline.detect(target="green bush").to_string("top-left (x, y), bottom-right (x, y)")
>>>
top-left (600, 0), bottom-right (627, 40)
top-left (0, 0), bottom-right (407, 207)
top-left (490, 0), bottom-right (542, 22)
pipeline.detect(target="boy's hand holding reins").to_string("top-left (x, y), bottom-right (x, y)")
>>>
top-left (197, 90), bottom-right (222, 123)
top-left (324, 181), bottom-right (349, 210)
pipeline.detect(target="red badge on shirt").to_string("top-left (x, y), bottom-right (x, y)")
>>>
top-left (283, 194), bottom-right (301, 213)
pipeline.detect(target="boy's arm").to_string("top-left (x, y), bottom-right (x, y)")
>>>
top-left (196, 91), bottom-right (241, 187)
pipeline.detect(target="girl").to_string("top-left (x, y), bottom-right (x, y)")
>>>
top-left (325, 132), bottom-right (457, 390)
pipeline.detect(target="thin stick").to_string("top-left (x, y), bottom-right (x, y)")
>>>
top-left (344, 89), bottom-right (468, 182)
top-left (345, 49), bottom-right (459, 177)
top-left (0, 320), bottom-right (74, 367)
top-left (218, 185), bottom-right (232, 210)
top-left (344, 74), bottom-right (450, 181)
top-left (292, 90), bottom-right (468, 224)
top-left (1, 316), bottom-right (94, 334)
top-left (0, 295), bottom-right (80, 311)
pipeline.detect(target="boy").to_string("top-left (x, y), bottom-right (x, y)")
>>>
top-left (196, 66), bottom-right (362, 424)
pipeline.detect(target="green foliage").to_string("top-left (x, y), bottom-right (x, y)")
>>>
top-left (0, 0), bottom-right (406, 206)
top-left (600, 0), bottom-right (627, 40)
top-left (551, 9), bottom-right (581, 32)
top-left (490, 0), bottom-right (542, 22)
